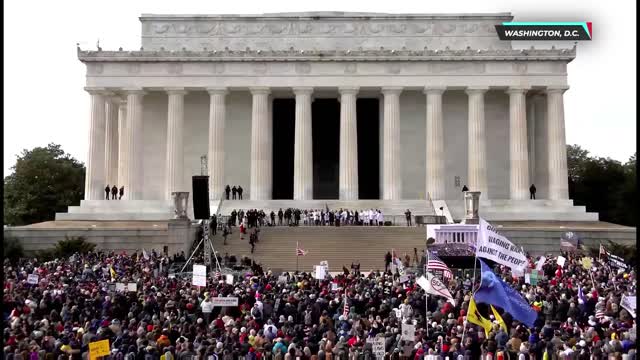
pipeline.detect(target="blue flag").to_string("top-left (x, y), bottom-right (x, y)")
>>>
top-left (474, 259), bottom-right (538, 327)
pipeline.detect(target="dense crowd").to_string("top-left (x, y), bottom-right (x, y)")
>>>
top-left (224, 208), bottom-right (390, 228)
top-left (3, 249), bottom-right (636, 360)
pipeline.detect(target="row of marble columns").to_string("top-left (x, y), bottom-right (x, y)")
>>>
top-left (84, 85), bottom-right (569, 202)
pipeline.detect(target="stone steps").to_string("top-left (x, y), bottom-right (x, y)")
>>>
top-left (217, 199), bottom-right (434, 216)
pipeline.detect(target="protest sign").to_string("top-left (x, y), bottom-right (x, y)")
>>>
top-left (27, 274), bottom-right (39, 285)
top-left (366, 337), bottom-right (385, 359)
top-left (320, 260), bottom-right (329, 273)
top-left (89, 339), bottom-right (110, 360)
top-left (535, 256), bottom-right (546, 271)
top-left (477, 218), bottom-right (527, 273)
top-left (581, 257), bottom-right (593, 270)
top-left (607, 253), bottom-right (628, 270)
top-left (192, 264), bottom-right (207, 287)
top-left (127, 283), bottom-right (137, 292)
top-left (557, 256), bottom-right (566, 267)
top-left (524, 273), bottom-right (531, 284)
top-left (621, 295), bottom-right (636, 318)
top-left (401, 323), bottom-right (415, 341)
top-left (314, 265), bottom-right (326, 280)
top-left (115, 283), bottom-right (125, 292)
top-left (225, 274), bottom-right (234, 285)
top-left (212, 297), bottom-right (239, 307)
top-left (399, 274), bottom-right (410, 283)
top-left (277, 275), bottom-right (288, 284)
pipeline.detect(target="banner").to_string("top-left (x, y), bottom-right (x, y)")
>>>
top-left (89, 339), bottom-right (110, 360)
top-left (401, 323), bottom-right (415, 341)
top-left (366, 337), bottom-right (385, 359)
top-left (192, 264), bottom-right (207, 287)
top-left (607, 253), bottom-right (628, 270)
top-left (212, 297), bottom-right (239, 307)
top-left (477, 218), bottom-right (528, 273)
top-left (621, 295), bottom-right (636, 318)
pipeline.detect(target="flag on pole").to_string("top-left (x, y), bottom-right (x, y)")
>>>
top-left (599, 244), bottom-right (607, 258)
top-left (467, 297), bottom-right (493, 337)
top-left (296, 242), bottom-right (308, 256)
top-left (491, 305), bottom-right (508, 333)
top-left (427, 252), bottom-right (453, 279)
top-left (142, 249), bottom-right (150, 260)
top-left (109, 266), bottom-right (117, 280)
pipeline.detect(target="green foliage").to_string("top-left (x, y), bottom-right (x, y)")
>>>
top-left (3, 237), bottom-right (24, 263)
top-left (567, 145), bottom-right (636, 227)
top-left (34, 236), bottom-right (96, 262)
top-left (586, 240), bottom-right (636, 265)
top-left (4, 143), bottom-right (85, 226)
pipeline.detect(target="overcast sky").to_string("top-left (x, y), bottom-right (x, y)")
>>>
top-left (3, 0), bottom-right (636, 176)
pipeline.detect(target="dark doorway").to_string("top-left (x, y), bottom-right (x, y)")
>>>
top-left (312, 99), bottom-right (340, 199)
top-left (272, 99), bottom-right (295, 199)
top-left (357, 98), bottom-right (380, 199)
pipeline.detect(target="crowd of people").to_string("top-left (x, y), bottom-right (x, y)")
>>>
top-left (223, 208), bottom-right (390, 229)
top-left (3, 246), bottom-right (636, 360)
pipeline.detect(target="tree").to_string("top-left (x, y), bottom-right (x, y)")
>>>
top-left (567, 145), bottom-right (636, 227)
top-left (4, 143), bottom-right (85, 226)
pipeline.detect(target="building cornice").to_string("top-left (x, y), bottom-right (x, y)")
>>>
top-left (78, 47), bottom-right (576, 63)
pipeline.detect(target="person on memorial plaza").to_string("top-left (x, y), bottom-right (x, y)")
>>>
top-left (462, 185), bottom-right (469, 192)
top-left (277, 208), bottom-right (283, 226)
top-left (2, 248), bottom-right (635, 360)
top-left (222, 224), bottom-right (230, 245)
top-left (105, 185), bottom-right (111, 200)
top-left (405, 209), bottom-right (412, 227)
top-left (225, 185), bottom-right (231, 200)
top-left (229, 209), bottom-right (238, 227)
top-left (119, 186), bottom-right (124, 200)
top-left (210, 215), bottom-right (217, 236)
top-left (385, 251), bottom-right (393, 272)
top-left (530, 184), bottom-right (537, 200)
top-left (231, 185), bottom-right (237, 200)
top-left (237, 186), bottom-right (244, 200)
top-left (111, 185), bottom-right (118, 200)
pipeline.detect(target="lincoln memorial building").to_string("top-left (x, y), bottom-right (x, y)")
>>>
top-left (57, 12), bottom-right (598, 221)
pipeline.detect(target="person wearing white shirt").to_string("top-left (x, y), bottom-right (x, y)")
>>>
top-left (368, 209), bottom-right (375, 226)
top-left (377, 210), bottom-right (384, 226)
top-left (200, 295), bottom-right (214, 324)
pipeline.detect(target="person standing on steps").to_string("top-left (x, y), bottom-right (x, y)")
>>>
top-left (461, 184), bottom-right (469, 192)
top-left (119, 186), bottom-right (124, 200)
top-left (231, 186), bottom-right (237, 200)
top-left (111, 185), bottom-right (118, 200)
top-left (225, 185), bottom-right (231, 200)
top-left (222, 225), bottom-right (229, 245)
top-left (270, 211), bottom-right (276, 226)
top-left (237, 186), bottom-right (243, 200)
top-left (530, 184), bottom-right (537, 199)
top-left (105, 185), bottom-right (111, 200)
top-left (210, 214), bottom-right (217, 236)
top-left (405, 209), bottom-right (412, 226)
top-left (385, 251), bottom-right (392, 272)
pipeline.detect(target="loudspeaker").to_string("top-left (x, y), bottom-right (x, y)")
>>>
top-left (192, 176), bottom-right (210, 220)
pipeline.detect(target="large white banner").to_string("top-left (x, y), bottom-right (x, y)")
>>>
top-left (477, 218), bottom-right (528, 273)
top-left (212, 297), bottom-right (239, 307)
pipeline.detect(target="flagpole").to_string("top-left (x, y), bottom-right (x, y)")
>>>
top-left (296, 242), bottom-right (299, 273)
top-left (425, 246), bottom-right (430, 337)
top-left (461, 243), bottom-right (479, 347)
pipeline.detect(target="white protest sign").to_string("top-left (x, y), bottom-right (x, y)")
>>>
top-left (524, 273), bottom-right (531, 284)
top-left (212, 297), bottom-right (239, 307)
top-left (27, 274), bottom-right (39, 285)
top-left (314, 265), bottom-right (326, 280)
top-left (366, 337), bottom-right (386, 359)
top-left (192, 264), bottom-right (207, 287)
top-left (557, 256), bottom-right (566, 267)
top-left (277, 275), bottom-right (288, 284)
top-left (512, 268), bottom-right (524, 278)
top-left (401, 323), bottom-right (416, 341)
top-left (127, 283), bottom-right (137, 292)
top-left (225, 274), bottom-right (234, 285)
top-left (621, 295), bottom-right (636, 318)
top-left (331, 283), bottom-right (339, 291)
top-left (476, 218), bottom-right (528, 273)
top-left (399, 274), bottom-right (410, 283)
top-left (535, 256), bottom-right (547, 271)
top-left (115, 283), bottom-right (126, 292)
top-left (320, 260), bottom-right (329, 273)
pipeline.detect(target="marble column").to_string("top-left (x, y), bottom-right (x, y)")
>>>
top-left (123, 89), bottom-right (146, 200)
top-left (424, 87), bottom-right (446, 200)
top-left (466, 87), bottom-right (489, 197)
top-left (547, 86), bottom-right (570, 200)
top-left (117, 101), bottom-right (128, 191)
top-left (104, 98), bottom-right (119, 189)
top-left (250, 87), bottom-right (272, 200)
top-left (207, 88), bottom-right (228, 200)
top-left (382, 87), bottom-right (403, 200)
top-left (293, 87), bottom-right (313, 200)
top-left (165, 88), bottom-right (187, 200)
top-left (507, 87), bottom-right (530, 200)
top-left (84, 88), bottom-right (108, 200)
top-left (339, 87), bottom-right (359, 200)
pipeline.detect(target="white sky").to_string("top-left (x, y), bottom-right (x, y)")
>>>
top-left (3, 0), bottom-right (636, 176)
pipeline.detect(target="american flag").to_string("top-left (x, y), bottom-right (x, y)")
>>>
top-left (296, 242), bottom-right (308, 256)
top-left (599, 244), bottom-right (608, 258)
top-left (343, 290), bottom-right (350, 318)
top-left (427, 252), bottom-right (453, 279)
top-left (595, 308), bottom-right (605, 319)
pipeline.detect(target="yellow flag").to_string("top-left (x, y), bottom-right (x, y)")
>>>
top-left (467, 297), bottom-right (493, 337)
top-left (110, 266), bottom-right (117, 280)
top-left (491, 305), bottom-right (508, 333)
